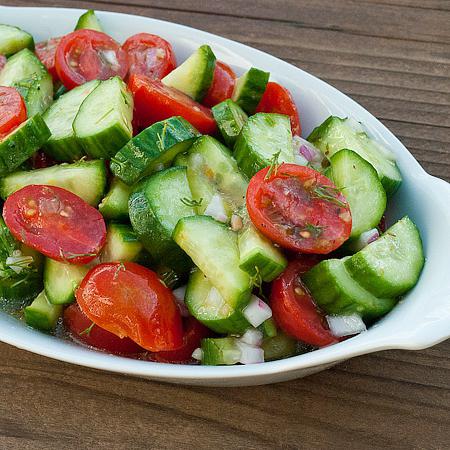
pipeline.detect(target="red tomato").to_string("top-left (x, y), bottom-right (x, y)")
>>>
top-left (271, 259), bottom-right (338, 347)
top-left (0, 86), bottom-right (27, 140)
top-left (55, 30), bottom-right (128, 89)
top-left (0, 55), bottom-right (6, 72)
top-left (129, 74), bottom-right (217, 135)
top-left (64, 303), bottom-right (143, 354)
top-left (256, 82), bottom-right (301, 136)
top-left (3, 185), bottom-right (106, 264)
top-left (202, 61), bottom-right (236, 108)
top-left (76, 262), bottom-right (184, 352)
top-left (31, 150), bottom-right (56, 169)
top-left (35, 37), bottom-right (61, 81)
top-left (122, 33), bottom-right (176, 80)
top-left (247, 164), bottom-right (352, 254)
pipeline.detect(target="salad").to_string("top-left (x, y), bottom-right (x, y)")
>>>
top-left (0, 10), bottom-right (425, 366)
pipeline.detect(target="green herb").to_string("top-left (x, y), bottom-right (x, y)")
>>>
top-left (250, 266), bottom-right (266, 300)
top-left (79, 322), bottom-right (95, 337)
top-left (265, 151), bottom-right (281, 180)
top-left (312, 185), bottom-right (347, 208)
top-left (303, 223), bottom-right (325, 238)
top-left (59, 249), bottom-right (97, 262)
top-left (113, 262), bottom-right (126, 280)
top-left (157, 121), bottom-right (169, 149)
top-left (180, 197), bottom-right (203, 207)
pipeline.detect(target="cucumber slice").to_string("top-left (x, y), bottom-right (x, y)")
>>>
top-left (0, 159), bottom-right (107, 206)
top-left (212, 99), bottom-right (248, 147)
top-left (161, 45), bottom-right (216, 102)
top-left (344, 216), bottom-right (424, 298)
top-left (73, 77), bottom-right (133, 159)
top-left (201, 337), bottom-right (241, 366)
top-left (259, 318), bottom-right (277, 338)
top-left (0, 115), bottom-right (51, 176)
top-left (75, 9), bottom-right (104, 32)
top-left (173, 215), bottom-right (252, 308)
top-left (98, 178), bottom-right (131, 221)
top-left (234, 113), bottom-right (293, 178)
top-left (328, 149), bottom-right (387, 239)
top-left (111, 116), bottom-right (200, 185)
top-left (262, 333), bottom-right (298, 361)
top-left (100, 223), bottom-right (143, 263)
top-left (307, 116), bottom-right (402, 195)
top-left (0, 24), bottom-right (34, 56)
top-left (173, 152), bottom-right (189, 167)
top-left (43, 80), bottom-right (100, 161)
top-left (231, 67), bottom-right (269, 114)
top-left (185, 269), bottom-right (250, 333)
top-left (53, 83), bottom-right (68, 100)
top-left (129, 167), bottom-right (196, 273)
top-left (24, 290), bottom-right (62, 331)
top-left (186, 136), bottom-right (248, 216)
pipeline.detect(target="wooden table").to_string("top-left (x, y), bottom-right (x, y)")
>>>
top-left (1, 1), bottom-right (449, 448)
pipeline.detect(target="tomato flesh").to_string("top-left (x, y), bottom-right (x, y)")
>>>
top-left (202, 61), bottom-right (236, 108)
top-left (76, 262), bottom-right (184, 352)
top-left (55, 30), bottom-right (128, 90)
top-left (3, 185), bottom-right (106, 264)
top-left (128, 74), bottom-right (217, 135)
top-left (247, 164), bottom-right (352, 254)
top-left (35, 37), bottom-right (61, 81)
top-left (256, 82), bottom-right (301, 136)
top-left (0, 55), bottom-right (6, 71)
top-left (0, 86), bottom-right (27, 140)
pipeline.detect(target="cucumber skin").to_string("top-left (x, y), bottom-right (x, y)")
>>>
top-left (262, 333), bottom-right (298, 361)
top-left (100, 223), bottom-right (144, 263)
top-left (201, 337), bottom-right (241, 366)
top-left (212, 99), bottom-right (248, 147)
top-left (24, 290), bottom-right (62, 332)
top-left (75, 10), bottom-right (104, 31)
top-left (98, 178), bottom-right (131, 221)
top-left (0, 25), bottom-right (35, 56)
top-left (232, 68), bottom-right (269, 114)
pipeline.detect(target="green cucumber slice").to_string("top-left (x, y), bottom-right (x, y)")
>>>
top-left (111, 116), bottom-right (200, 185)
top-left (162, 45), bottom-right (216, 101)
top-left (0, 159), bottom-right (107, 206)
top-left (75, 10), bottom-right (104, 32)
top-left (100, 223), bottom-right (143, 263)
top-left (234, 113), bottom-right (293, 178)
top-left (231, 67), bottom-right (269, 114)
top-left (73, 77), bottom-right (133, 159)
top-left (262, 333), bottom-right (298, 361)
top-left (24, 290), bottom-right (62, 331)
top-left (173, 152), bottom-right (189, 167)
top-left (0, 24), bottom-right (34, 56)
top-left (201, 337), bottom-right (241, 366)
top-left (98, 178), bottom-right (131, 221)
top-left (344, 216), bottom-right (424, 298)
top-left (259, 318), bottom-right (278, 338)
top-left (212, 99), bottom-right (248, 147)
top-left (43, 80), bottom-right (100, 161)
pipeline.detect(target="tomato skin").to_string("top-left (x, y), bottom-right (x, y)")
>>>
top-left (202, 61), bottom-right (236, 108)
top-left (3, 185), bottom-right (106, 264)
top-left (0, 86), bottom-right (27, 140)
top-left (55, 30), bottom-right (128, 90)
top-left (35, 37), bottom-right (61, 81)
top-left (76, 262), bottom-right (184, 352)
top-left (246, 164), bottom-right (352, 254)
top-left (128, 74), bottom-right (217, 135)
top-left (0, 55), bottom-right (6, 72)
top-left (271, 259), bottom-right (338, 347)
top-left (256, 82), bottom-right (301, 136)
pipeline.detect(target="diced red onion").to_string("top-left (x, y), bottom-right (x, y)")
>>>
top-left (204, 194), bottom-right (228, 223)
top-left (352, 228), bottom-right (380, 252)
top-left (237, 342), bottom-right (265, 364)
top-left (243, 295), bottom-right (272, 327)
top-left (172, 285), bottom-right (189, 317)
top-left (326, 314), bottom-right (367, 337)
top-left (191, 348), bottom-right (203, 361)
top-left (292, 136), bottom-right (325, 170)
top-left (239, 328), bottom-right (263, 346)
top-left (231, 213), bottom-right (244, 231)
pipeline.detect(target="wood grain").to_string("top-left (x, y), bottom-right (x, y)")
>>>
top-left (1, 1), bottom-right (449, 449)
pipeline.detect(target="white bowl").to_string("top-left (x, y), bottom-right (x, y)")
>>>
top-left (1, 6), bottom-right (449, 387)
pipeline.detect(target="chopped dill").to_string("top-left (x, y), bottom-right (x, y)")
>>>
top-left (265, 151), bottom-right (281, 180)
top-left (79, 322), bottom-right (95, 337)
top-left (312, 185), bottom-right (347, 208)
top-left (180, 197), bottom-right (203, 207)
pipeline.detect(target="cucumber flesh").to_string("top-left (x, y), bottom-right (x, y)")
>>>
top-left (173, 152), bottom-right (189, 167)
top-left (262, 333), bottom-right (298, 361)
top-left (259, 318), bottom-right (278, 338)
top-left (75, 10), bottom-right (104, 32)
top-left (0, 24), bottom-right (34, 56)
top-left (212, 99), bottom-right (248, 147)
top-left (201, 337), bottom-right (242, 365)
top-left (99, 223), bottom-right (143, 263)
top-left (24, 290), bottom-right (62, 331)
top-left (231, 67), bottom-right (269, 114)
top-left (98, 178), bottom-right (131, 221)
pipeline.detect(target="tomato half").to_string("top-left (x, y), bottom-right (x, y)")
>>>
top-left (129, 74), bottom-right (217, 134)
top-left (3, 185), bottom-right (106, 264)
top-left (0, 86), bottom-right (27, 140)
top-left (55, 30), bottom-right (128, 89)
top-left (35, 37), bottom-right (61, 81)
top-left (256, 82), bottom-right (301, 136)
top-left (64, 303), bottom-right (144, 354)
top-left (0, 55), bottom-right (6, 72)
top-left (122, 33), bottom-right (176, 80)
top-left (271, 258), bottom-right (338, 347)
top-left (247, 164), bottom-right (352, 254)
top-left (202, 61), bottom-right (236, 108)
top-left (76, 262), bottom-right (184, 352)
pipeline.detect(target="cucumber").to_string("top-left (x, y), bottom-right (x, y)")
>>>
top-left (75, 9), bottom-right (104, 32)
top-left (212, 99), bottom-right (248, 147)
top-left (173, 215), bottom-right (252, 309)
top-left (0, 159), bottom-right (107, 206)
top-left (129, 167), bottom-right (196, 273)
top-left (0, 115), bottom-right (51, 176)
top-left (98, 178), bottom-right (131, 221)
top-left (231, 67), bottom-right (269, 114)
top-left (344, 216), bottom-right (424, 298)
top-left (53, 83), bottom-right (68, 100)
top-left (186, 136), bottom-right (248, 216)
top-left (185, 269), bottom-right (250, 333)
top-left (43, 80), bottom-right (100, 161)
top-left (201, 337), bottom-right (242, 366)
top-left (173, 152), bottom-right (189, 167)
top-left (73, 77), bottom-right (133, 159)
top-left (262, 333), bottom-right (298, 361)
top-left (111, 116), bottom-right (200, 185)
top-left (307, 116), bottom-right (402, 195)
top-left (328, 149), bottom-right (387, 239)
top-left (234, 113), bottom-right (293, 178)
top-left (161, 45), bottom-right (216, 102)
top-left (0, 49), bottom-right (53, 116)
top-left (99, 223), bottom-right (143, 263)
top-left (0, 24), bottom-right (34, 56)
top-left (259, 318), bottom-right (277, 338)
top-left (24, 290), bottom-right (62, 331)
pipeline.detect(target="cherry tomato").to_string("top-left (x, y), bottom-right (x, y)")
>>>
top-left (0, 86), bottom-right (27, 140)
top-left (31, 150), bottom-right (56, 169)
top-left (122, 33), bottom-right (176, 80)
top-left (64, 303), bottom-right (143, 354)
top-left (202, 61), bottom-right (236, 108)
top-left (76, 262), bottom-right (184, 352)
top-left (128, 74), bottom-right (217, 135)
top-left (271, 258), bottom-right (338, 347)
top-left (0, 55), bottom-right (6, 72)
top-left (35, 37), bottom-right (61, 81)
top-left (256, 82), bottom-right (301, 136)
top-left (247, 164), bottom-right (352, 254)
top-left (3, 185), bottom-right (106, 264)
top-left (55, 30), bottom-right (128, 90)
